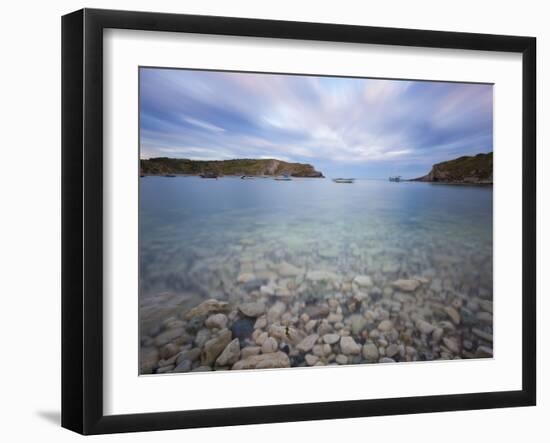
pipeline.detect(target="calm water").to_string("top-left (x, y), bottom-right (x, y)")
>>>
top-left (139, 177), bottom-right (493, 373)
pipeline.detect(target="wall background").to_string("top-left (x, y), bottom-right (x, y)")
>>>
top-left (0, 1), bottom-right (545, 441)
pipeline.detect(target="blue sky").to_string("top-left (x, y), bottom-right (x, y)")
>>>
top-left (140, 68), bottom-right (493, 179)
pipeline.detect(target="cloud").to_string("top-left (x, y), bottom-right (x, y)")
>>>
top-left (181, 116), bottom-right (226, 133)
top-left (139, 68), bottom-right (493, 177)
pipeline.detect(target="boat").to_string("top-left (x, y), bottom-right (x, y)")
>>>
top-left (332, 178), bottom-right (355, 184)
top-left (241, 175), bottom-right (255, 180)
top-left (200, 173), bottom-right (219, 179)
top-left (389, 176), bottom-right (402, 182)
top-left (274, 174), bottom-right (292, 181)
top-left (163, 174), bottom-right (176, 177)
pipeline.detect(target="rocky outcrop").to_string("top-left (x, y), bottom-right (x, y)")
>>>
top-left (412, 152), bottom-right (493, 184)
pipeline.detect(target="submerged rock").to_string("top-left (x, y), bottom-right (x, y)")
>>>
top-left (277, 262), bottom-right (303, 277)
top-left (154, 328), bottom-right (185, 347)
top-left (391, 279), bottom-right (421, 292)
top-left (306, 270), bottom-right (341, 282)
top-left (296, 334), bottom-right (319, 352)
top-left (444, 306), bottom-right (461, 325)
top-left (231, 318), bottom-right (255, 345)
top-left (362, 343), bottom-right (379, 362)
top-left (216, 338), bottom-right (241, 367)
top-left (323, 333), bottom-right (340, 345)
top-left (141, 347), bottom-right (159, 374)
top-left (305, 305), bottom-right (330, 319)
top-left (340, 336), bottom-right (361, 355)
top-left (205, 313), bottom-right (228, 329)
top-left (349, 314), bottom-right (367, 335)
top-left (201, 329), bottom-right (232, 366)
top-left (184, 299), bottom-right (230, 320)
top-left (238, 301), bottom-right (266, 318)
top-left (354, 275), bottom-right (373, 287)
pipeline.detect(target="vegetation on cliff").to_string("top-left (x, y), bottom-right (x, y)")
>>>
top-left (140, 157), bottom-right (324, 177)
top-left (412, 152), bottom-right (493, 184)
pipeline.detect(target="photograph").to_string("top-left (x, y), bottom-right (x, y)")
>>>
top-left (138, 67), bottom-right (494, 375)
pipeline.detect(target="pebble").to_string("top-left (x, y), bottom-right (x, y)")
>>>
top-left (184, 299), bottom-right (229, 320)
top-left (176, 348), bottom-right (201, 364)
top-left (232, 351), bottom-right (290, 370)
top-left (432, 327), bottom-right (443, 342)
top-left (216, 338), bottom-right (241, 366)
top-left (277, 261), bottom-right (303, 277)
top-left (386, 344), bottom-right (399, 358)
top-left (296, 334), bottom-right (319, 352)
top-left (267, 301), bottom-right (286, 323)
top-left (241, 346), bottom-right (261, 359)
top-left (205, 313), bottom-right (228, 329)
top-left (238, 302), bottom-right (266, 317)
top-left (340, 336), bottom-right (361, 355)
top-left (201, 328), bottom-right (232, 366)
top-left (335, 354), bottom-right (348, 364)
top-left (173, 359), bottom-right (192, 373)
top-left (478, 299), bottom-right (493, 313)
top-left (444, 306), bottom-right (461, 325)
top-left (327, 313), bottom-right (344, 323)
top-left (231, 318), bottom-right (255, 344)
top-left (154, 328), bottom-right (185, 347)
top-left (312, 343), bottom-right (332, 357)
top-left (305, 305), bottom-right (330, 319)
top-left (306, 270), bottom-right (341, 282)
top-left (362, 343), bottom-right (379, 362)
top-left (256, 331), bottom-right (269, 346)
top-left (349, 314), bottom-right (368, 335)
top-left (392, 279), bottom-right (421, 292)
top-left (442, 337), bottom-right (459, 353)
top-left (472, 328), bottom-right (493, 342)
top-left (476, 312), bottom-right (493, 323)
top-left (160, 343), bottom-right (179, 360)
top-left (354, 275), bottom-right (373, 287)
top-left (416, 320), bottom-right (435, 335)
top-left (323, 333), bottom-right (340, 345)
top-left (475, 346), bottom-right (493, 358)
top-left (156, 365), bottom-right (175, 373)
top-left (254, 316), bottom-right (267, 329)
top-left (378, 320), bottom-right (393, 332)
top-left (261, 337), bottom-right (278, 354)
top-left (305, 354), bottom-right (319, 366)
top-left (141, 347), bottom-right (159, 374)
top-left (237, 272), bottom-right (256, 283)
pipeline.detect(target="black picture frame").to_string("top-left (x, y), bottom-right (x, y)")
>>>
top-left (62, 8), bottom-right (536, 435)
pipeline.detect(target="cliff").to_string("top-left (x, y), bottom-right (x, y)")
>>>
top-left (412, 152), bottom-right (493, 184)
top-left (140, 157), bottom-right (324, 177)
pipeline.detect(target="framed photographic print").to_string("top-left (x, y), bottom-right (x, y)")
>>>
top-left (61, 8), bottom-right (536, 435)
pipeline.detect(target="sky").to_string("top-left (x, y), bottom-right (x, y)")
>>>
top-left (139, 68), bottom-right (493, 179)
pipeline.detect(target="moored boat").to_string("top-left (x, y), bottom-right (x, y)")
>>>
top-left (332, 178), bottom-right (355, 183)
top-left (389, 176), bottom-right (402, 182)
top-left (274, 174), bottom-right (292, 181)
top-left (200, 173), bottom-right (219, 179)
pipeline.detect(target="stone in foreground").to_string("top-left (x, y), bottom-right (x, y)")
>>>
top-left (232, 351), bottom-right (291, 370)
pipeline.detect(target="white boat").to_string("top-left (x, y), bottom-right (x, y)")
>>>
top-left (333, 178), bottom-right (355, 183)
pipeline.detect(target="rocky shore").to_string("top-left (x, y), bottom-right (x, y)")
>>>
top-left (412, 152), bottom-right (493, 184)
top-left (140, 157), bottom-right (324, 178)
top-left (140, 248), bottom-right (493, 374)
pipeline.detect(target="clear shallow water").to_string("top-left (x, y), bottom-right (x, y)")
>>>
top-left (139, 177), bottom-right (493, 374)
